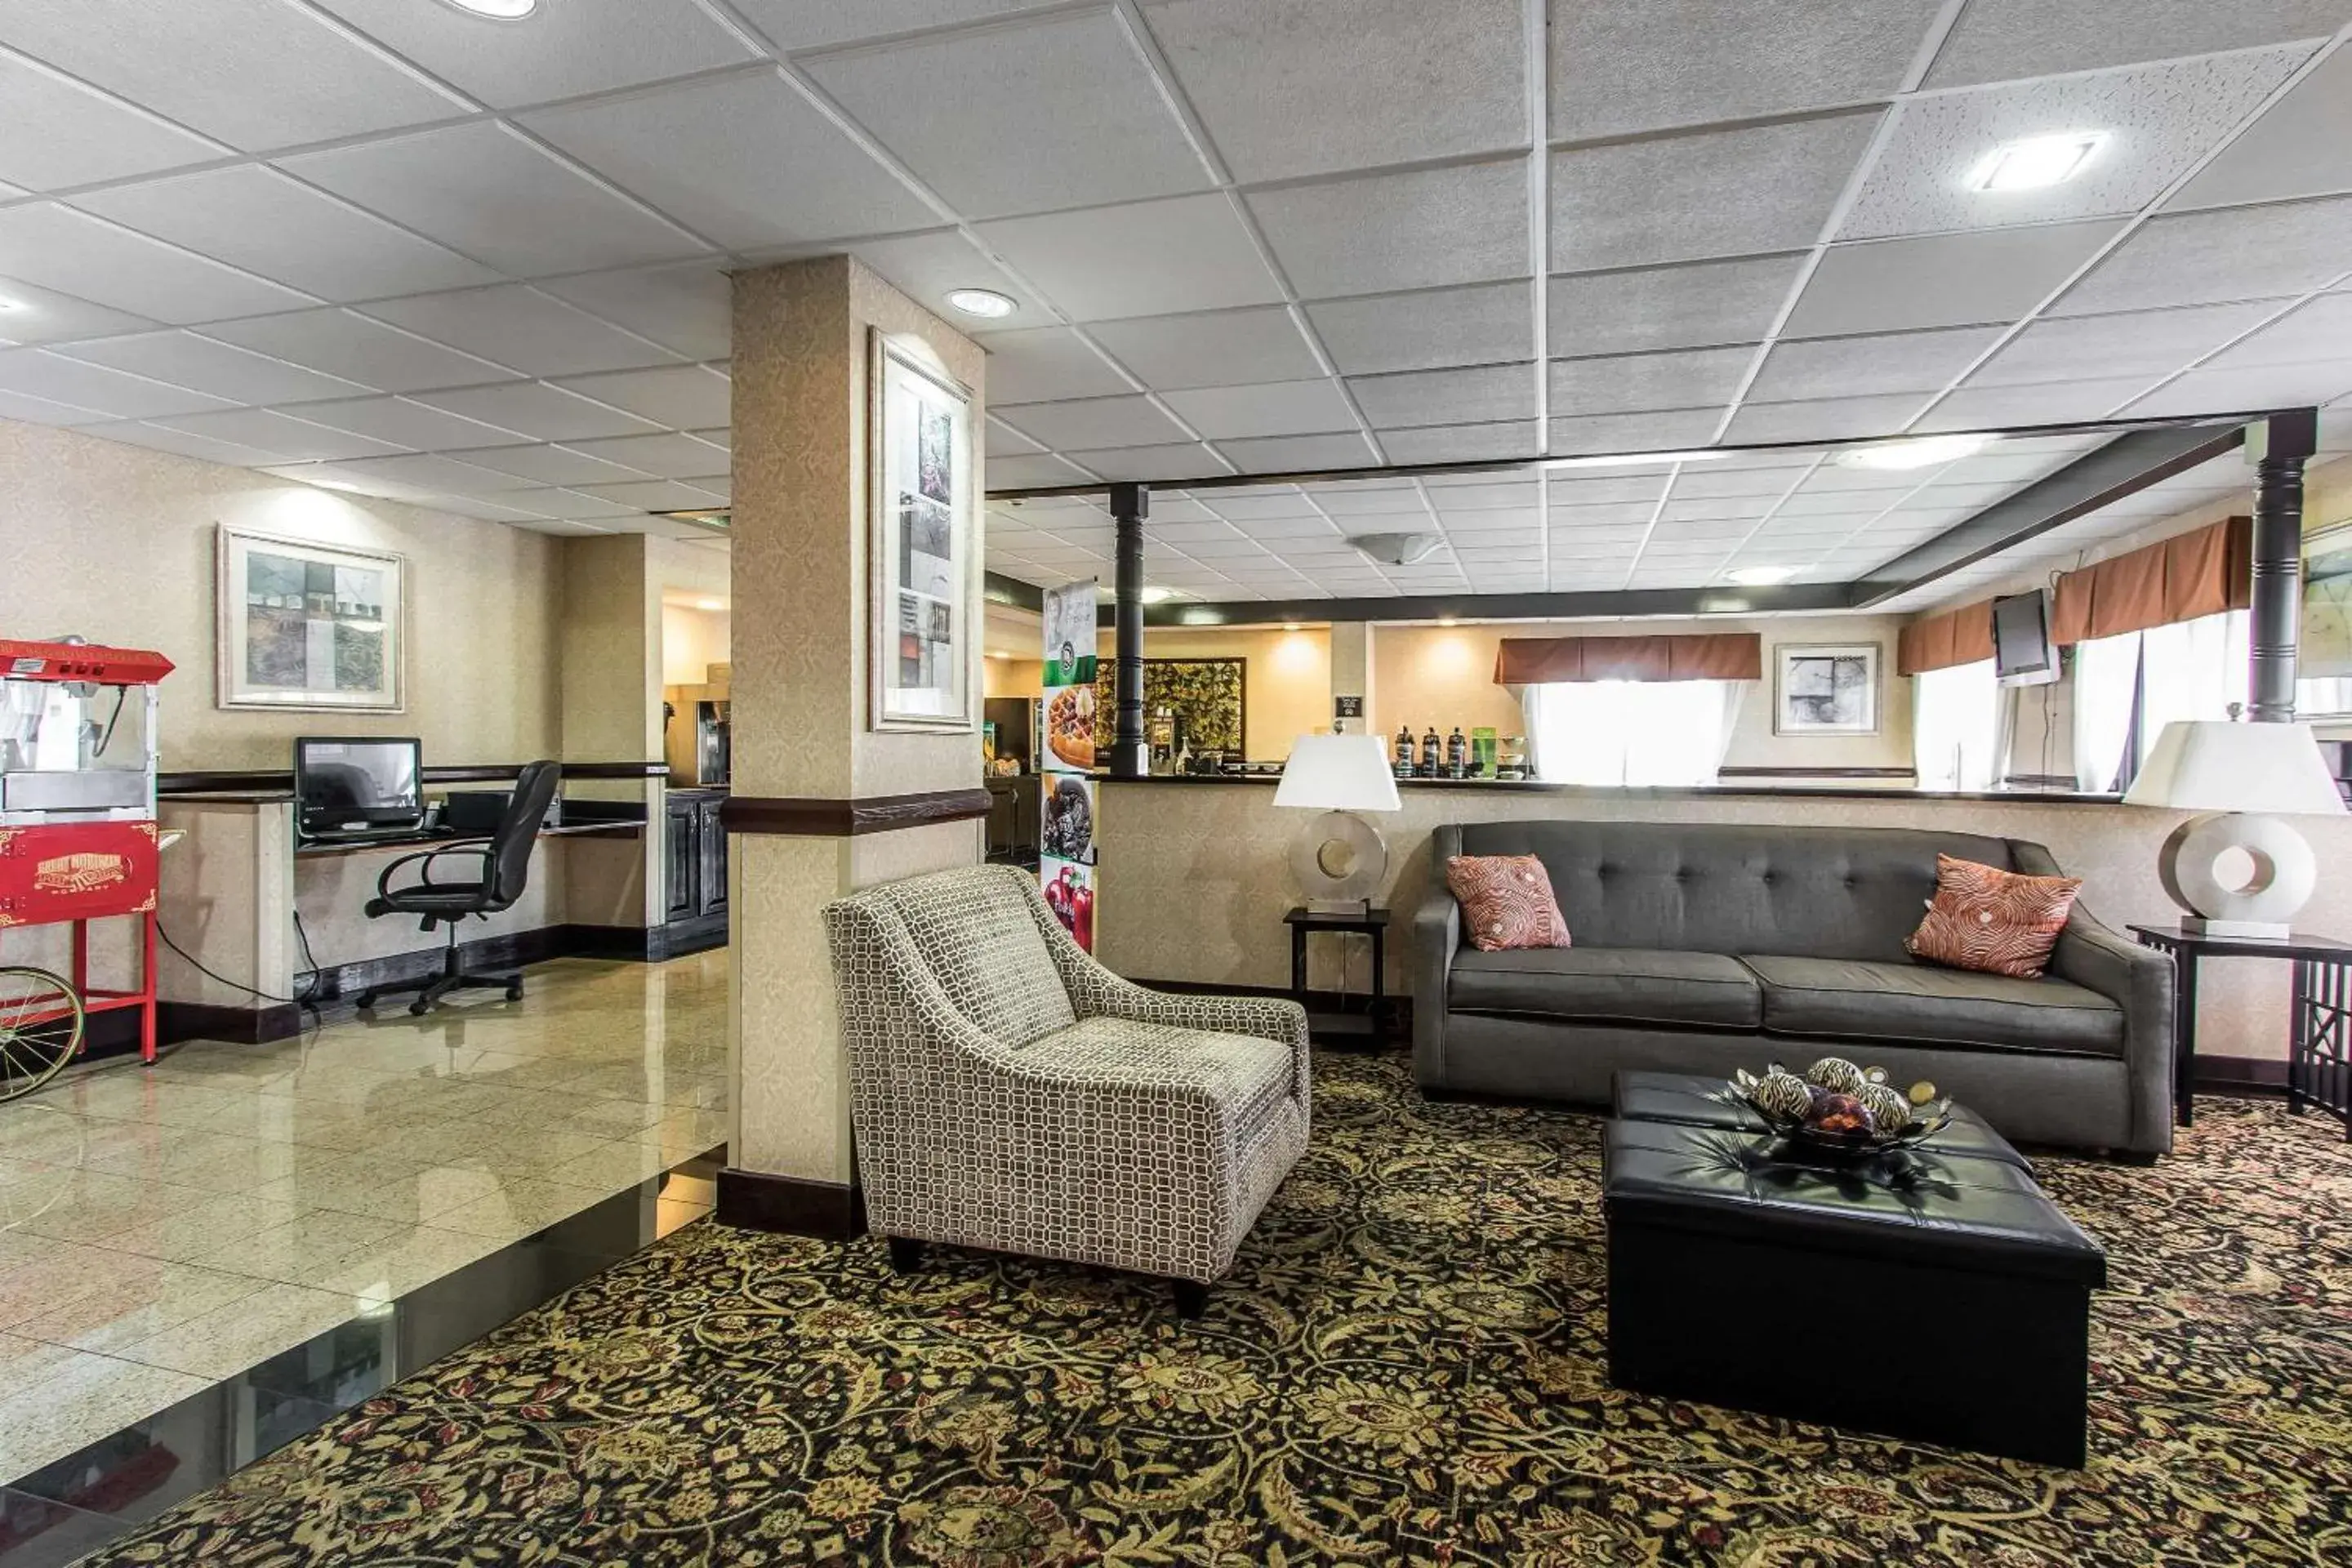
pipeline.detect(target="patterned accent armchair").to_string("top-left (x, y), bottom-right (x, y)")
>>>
top-left (822, 864), bottom-right (1309, 1314)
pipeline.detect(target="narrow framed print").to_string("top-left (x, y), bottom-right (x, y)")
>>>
top-left (216, 526), bottom-right (404, 713)
top-left (1775, 643), bottom-right (1879, 736)
top-left (870, 330), bottom-right (976, 730)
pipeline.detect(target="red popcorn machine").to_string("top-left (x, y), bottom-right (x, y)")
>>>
top-left (0, 636), bottom-right (175, 1098)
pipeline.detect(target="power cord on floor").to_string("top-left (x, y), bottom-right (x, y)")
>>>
top-left (156, 916), bottom-right (321, 1013)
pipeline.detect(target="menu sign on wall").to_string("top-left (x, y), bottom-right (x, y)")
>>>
top-left (1040, 581), bottom-right (1098, 951)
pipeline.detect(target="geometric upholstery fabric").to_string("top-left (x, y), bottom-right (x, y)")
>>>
top-left (822, 864), bottom-right (1311, 1285)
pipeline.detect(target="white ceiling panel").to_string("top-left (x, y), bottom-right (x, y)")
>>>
top-left (804, 10), bottom-right (1210, 220)
top-left (1162, 379), bottom-right (1357, 440)
top-left (537, 263), bottom-right (733, 362)
top-left (411, 382), bottom-right (665, 442)
top-left (557, 433), bottom-right (728, 479)
top-left (1311, 483), bottom-right (1427, 516)
top-left (54, 332), bottom-right (369, 406)
top-left (999, 396), bottom-right (1190, 450)
top-left (1380, 424), bottom-right (1540, 466)
top-left (1550, 346), bottom-right (1753, 416)
top-left (1549, 111), bottom-right (1882, 271)
top-left (1350, 363), bottom-right (1535, 428)
top-left (1723, 393), bottom-right (1930, 444)
top-left (282, 123), bottom-right (708, 278)
top-left (2203, 292), bottom-right (2352, 368)
top-left (455, 443), bottom-right (654, 488)
top-left (1548, 254), bottom-right (1805, 359)
top-left (0, 52), bottom-right (220, 191)
top-left (0, 204), bottom-right (314, 324)
top-left (1842, 48), bottom-right (2310, 239)
top-left (76, 419), bottom-right (295, 467)
top-left (521, 69), bottom-right (934, 251)
top-left (2172, 46), bottom-right (2352, 212)
top-left (550, 365), bottom-right (732, 428)
top-left (200, 309), bottom-right (514, 394)
top-left (1549, 0), bottom-right (1937, 141)
top-left (0, 349), bottom-right (233, 421)
top-left (987, 453), bottom-right (1097, 488)
top-left (2051, 197), bottom-right (2352, 315)
top-left (328, 452), bottom-right (558, 498)
top-left (986, 418), bottom-right (1045, 458)
top-left (572, 479), bottom-right (728, 510)
top-left (0, 275), bottom-right (158, 346)
top-left (359, 285), bottom-right (684, 378)
top-left (1923, 0), bottom-right (2349, 89)
top-left (73, 167), bottom-right (500, 303)
top-left (978, 194), bottom-right (1283, 321)
top-left (315, 0), bottom-right (758, 106)
top-left (0, 0), bottom-right (462, 151)
top-left (280, 395), bottom-right (531, 452)
top-left (1969, 301), bottom-right (2287, 385)
top-left (2123, 362), bottom-right (2352, 417)
top-left (1218, 432), bottom-right (1380, 473)
top-left (969, 327), bottom-right (1133, 403)
top-left (841, 230), bottom-right (1057, 331)
top-left (493, 488), bottom-right (643, 521)
top-left (1305, 283), bottom-right (1532, 376)
top-left (1141, 0), bottom-right (1525, 182)
top-left (1748, 326), bottom-right (2004, 403)
top-left (1912, 376), bottom-right (2165, 431)
top-left (1548, 408), bottom-right (1722, 456)
top-left (1088, 307), bottom-right (1323, 391)
top-left (1250, 160), bottom-right (1530, 301)
top-left (729, 0), bottom-right (1062, 51)
top-left (1784, 220), bottom-right (2127, 336)
top-left (149, 408), bottom-right (404, 462)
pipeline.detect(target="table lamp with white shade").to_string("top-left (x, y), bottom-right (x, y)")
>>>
top-left (1274, 733), bottom-right (1402, 915)
top-left (2122, 719), bottom-right (2349, 938)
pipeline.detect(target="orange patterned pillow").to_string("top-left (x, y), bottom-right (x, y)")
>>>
top-left (1446, 854), bottom-right (1571, 952)
top-left (1904, 853), bottom-right (2082, 979)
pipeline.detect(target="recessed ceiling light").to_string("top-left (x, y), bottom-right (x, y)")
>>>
top-left (1967, 132), bottom-right (2106, 193)
top-left (1724, 565), bottom-right (1797, 586)
top-left (1833, 434), bottom-right (1992, 472)
top-left (946, 287), bottom-right (1017, 320)
top-left (1546, 449), bottom-right (1729, 470)
top-left (0, 297), bottom-right (27, 314)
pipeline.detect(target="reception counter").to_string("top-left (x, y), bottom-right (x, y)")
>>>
top-left (1091, 774), bottom-right (2352, 1077)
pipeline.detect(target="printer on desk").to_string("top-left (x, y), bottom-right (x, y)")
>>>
top-left (443, 788), bottom-right (561, 835)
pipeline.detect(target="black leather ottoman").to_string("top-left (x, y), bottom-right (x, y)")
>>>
top-left (1605, 1070), bottom-right (2108, 1467)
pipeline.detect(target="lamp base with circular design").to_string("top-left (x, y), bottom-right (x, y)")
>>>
top-left (2156, 810), bottom-right (2314, 942)
top-left (1290, 809), bottom-right (1388, 917)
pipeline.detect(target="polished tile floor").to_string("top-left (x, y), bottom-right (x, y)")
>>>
top-left (0, 951), bottom-right (728, 1492)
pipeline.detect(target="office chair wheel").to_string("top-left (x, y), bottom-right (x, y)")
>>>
top-left (0, 969), bottom-right (85, 1103)
top-left (354, 989), bottom-right (378, 1011)
top-left (504, 982), bottom-right (523, 1003)
top-left (408, 997), bottom-right (432, 1017)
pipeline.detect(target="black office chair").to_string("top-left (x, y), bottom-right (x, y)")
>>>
top-left (355, 761), bottom-right (560, 1017)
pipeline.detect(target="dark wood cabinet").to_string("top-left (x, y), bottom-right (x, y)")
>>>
top-left (664, 790), bottom-right (729, 926)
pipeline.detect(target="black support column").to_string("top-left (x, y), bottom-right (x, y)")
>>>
top-left (1108, 482), bottom-right (1150, 777)
top-left (2248, 408), bottom-right (2318, 723)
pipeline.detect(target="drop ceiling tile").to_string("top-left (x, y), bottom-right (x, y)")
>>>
top-left (1218, 432), bottom-right (1380, 473)
top-left (201, 309), bottom-right (514, 394)
top-left (1162, 379), bottom-right (1358, 440)
top-left (1550, 111), bottom-right (1882, 271)
top-left (0, 348), bottom-right (234, 420)
top-left (1424, 477), bottom-right (1538, 506)
top-left (2203, 292), bottom-right (2352, 369)
top-left (282, 123), bottom-right (707, 278)
top-left (1668, 463), bottom-right (1819, 500)
top-left (1310, 484), bottom-right (1428, 516)
top-left (805, 10), bottom-right (1209, 220)
top-left (996, 395), bottom-right (1188, 450)
top-left (1202, 492), bottom-right (1316, 521)
top-left (1722, 394), bottom-right (1927, 444)
top-left (562, 431), bottom-right (731, 479)
top-left (970, 327), bottom-right (1132, 403)
top-left (0, 52), bottom-right (220, 191)
top-left (1250, 159), bottom-right (1529, 301)
top-left (521, 69), bottom-right (933, 251)
top-left (1658, 495), bottom-right (1780, 523)
top-left (1748, 326), bottom-right (2004, 403)
top-left (72, 167), bottom-right (500, 303)
top-left (986, 418), bottom-right (1045, 459)
top-left (1843, 48), bottom-right (2309, 241)
top-left (316, 0), bottom-right (756, 105)
top-left (1349, 363), bottom-right (1535, 428)
top-left (2172, 47), bottom-right (2352, 212)
top-left (572, 479), bottom-right (728, 510)
top-left (1088, 307), bottom-right (1323, 392)
top-left (280, 394), bottom-right (532, 452)
top-left (537, 263), bottom-right (733, 362)
top-left (1912, 376), bottom-right (2163, 431)
top-left (1548, 471), bottom-right (1671, 504)
top-left (838, 230), bottom-right (1057, 331)
top-left (551, 365), bottom-right (731, 428)
top-left (977, 194), bottom-right (1284, 322)
top-left (148, 408), bottom-right (405, 462)
top-left (411, 382), bottom-right (663, 442)
top-left (78, 419), bottom-right (293, 467)
top-left (0, 204), bottom-right (314, 324)
top-left (358, 285), bottom-right (684, 378)
top-left (1550, 346), bottom-right (1753, 417)
top-left (1378, 421), bottom-right (1541, 465)
top-left (2123, 361), bottom-right (2352, 417)
top-left (733, 0), bottom-right (1059, 50)
top-left (0, 0), bottom-right (463, 151)
top-left (52, 332), bottom-right (370, 406)
top-left (1784, 220), bottom-right (2128, 336)
top-left (1924, 0), bottom-right (2347, 88)
top-left (1971, 301), bottom-right (2287, 385)
top-left (2053, 197), bottom-right (2352, 316)
top-left (1550, 0), bottom-right (1936, 141)
top-left (0, 275), bottom-right (158, 346)
top-left (1548, 253), bottom-right (1804, 359)
top-left (1305, 282), bottom-right (1532, 376)
top-left (452, 443), bottom-right (653, 487)
top-left (987, 452), bottom-right (1097, 488)
top-left (1142, 0), bottom-right (1525, 182)
top-left (1548, 408), bottom-right (1726, 457)
top-left (492, 487), bottom-right (644, 520)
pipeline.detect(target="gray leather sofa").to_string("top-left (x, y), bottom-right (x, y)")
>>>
top-left (1414, 819), bottom-right (2175, 1156)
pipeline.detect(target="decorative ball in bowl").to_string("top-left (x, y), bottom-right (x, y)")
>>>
top-left (1731, 1057), bottom-right (1953, 1156)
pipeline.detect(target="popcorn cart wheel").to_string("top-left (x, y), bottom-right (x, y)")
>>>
top-left (0, 967), bottom-right (82, 1101)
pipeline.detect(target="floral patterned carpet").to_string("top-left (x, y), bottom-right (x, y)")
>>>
top-left (86, 1053), bottom-right (2352, 1567)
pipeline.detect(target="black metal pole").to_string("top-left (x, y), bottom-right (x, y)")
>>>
top-left (1109, 482), bottom-right (1149, 777)
top-left (2248, 408), bottom-right (2317, 723)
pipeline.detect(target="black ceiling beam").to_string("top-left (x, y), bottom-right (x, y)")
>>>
top-left (1117, 583), bottom-right (1855, 628)
top-left (982, 571), bottom-right (1044, 612)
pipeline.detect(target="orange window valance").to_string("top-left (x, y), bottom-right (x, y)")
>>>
top-left (1895, 599), bottom-right (1995, 676)
top-left (2048, 515), bottom-right (2252, 645)
top-left (1494, 632), bottom-right (1762, 684)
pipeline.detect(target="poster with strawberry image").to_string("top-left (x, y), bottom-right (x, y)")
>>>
top-left (1040, 581), bottom-right (1098, 951)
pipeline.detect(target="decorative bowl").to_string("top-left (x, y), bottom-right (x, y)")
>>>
top-left (1731, 1059), bottom-right (1953, 1157)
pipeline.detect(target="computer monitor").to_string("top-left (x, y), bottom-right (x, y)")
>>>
top-left (1992, 590), bottom-right (2060, 688)
top-left (295, 737), bottom-right (424, 839)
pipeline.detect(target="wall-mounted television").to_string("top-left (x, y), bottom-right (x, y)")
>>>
top-left (1992, 590), bottom-right (2059, 688)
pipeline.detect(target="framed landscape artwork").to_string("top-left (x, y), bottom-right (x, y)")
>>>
top-left (216, 527), bottom-right (403, 712)
top-left (870, 330), bottom-right (975, 731)
top-left (1774, 644), bottom-right (1879, 736)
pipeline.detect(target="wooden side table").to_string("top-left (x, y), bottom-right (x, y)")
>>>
top-left (1285, 906), bottom-right (1391, 1049)
top-left (2127, 923), bottom-right (2352, 1138)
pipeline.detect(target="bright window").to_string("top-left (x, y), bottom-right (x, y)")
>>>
top-left (1525, 680), bottom-right (1744, 786)
top-left (2136, 610), bottom-right (2249, 768)
top-left (1913, 660), bottom-right (2001, 791)
top-left (2069, 630), bottom-right (2141, 792)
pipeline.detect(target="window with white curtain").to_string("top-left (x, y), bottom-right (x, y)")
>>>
top-left (1525, 680), bottom-right (1744, 786)
top-left (1912, 660), bottom-right (2001, 791)
top-left (2301, 676), bottom-right (2352, 720)
top-left (2136, 609), bottom-right (2249, 768)
top-left (2069, 630), bottom-right (2141, 792)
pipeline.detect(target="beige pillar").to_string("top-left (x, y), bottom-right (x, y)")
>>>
top-left (723, 256), bottom-right (987, 1228)
top-left (1330, 621), bottom-right (1373, 736)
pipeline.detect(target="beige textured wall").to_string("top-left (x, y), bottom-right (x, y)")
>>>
top-left (985, 658), bottom-right (1045, 699)
top-left (0, 418), bottom-right (561, 771)
top-left (1131, 626), bottom-right (1331, 760)
top-left (662, 605), bottom-right (732, 685)
top-left (1095, 781), bottom-right (2352, 1063)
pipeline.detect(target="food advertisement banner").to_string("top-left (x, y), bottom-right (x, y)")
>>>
top-left (1040, 581), bottom-right (1098, 951)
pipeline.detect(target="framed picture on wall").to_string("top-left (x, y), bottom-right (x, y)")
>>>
top-left (1774, 643), bottom-right (1878, 736)
top-left (215, 526), bottom-right (404, 712)
top-left (2301, 519), bottom-right (2352, 720)
top-left (869, 329), bottom-right (975, 731)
